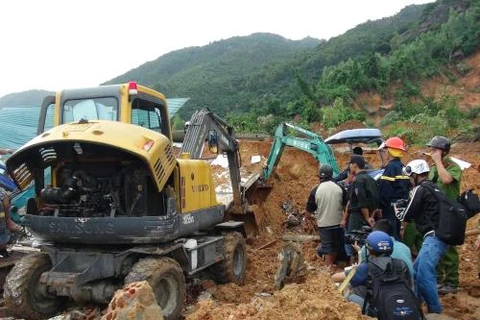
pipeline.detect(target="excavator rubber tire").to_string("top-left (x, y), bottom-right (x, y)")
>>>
top-left (124, 257), bottom-right (185, 320)
top-left (210, 231), bottom-right (247, 285)
top-left (4, 253), bottom-right (65, 320)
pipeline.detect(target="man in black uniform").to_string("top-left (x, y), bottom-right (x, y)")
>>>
top-left (341, 155), bottom-right (380, 263)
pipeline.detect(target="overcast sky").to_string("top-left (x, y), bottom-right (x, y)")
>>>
top-left (0, 0), bottom-right (433, 99)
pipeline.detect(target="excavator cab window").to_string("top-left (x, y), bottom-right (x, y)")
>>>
top-left (131, 99), bottom-right (167, 136)
top-left (207, 130), bottom-right (219, 154)
top-left (63, 98), bottom-right (118, 123)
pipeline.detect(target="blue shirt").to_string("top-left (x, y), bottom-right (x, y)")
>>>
top-left (349, 255), bottom-right (412, 288)
top-left (350, 263), bottom-right (369, 287)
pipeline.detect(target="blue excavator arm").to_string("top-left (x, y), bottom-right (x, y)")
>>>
top-left (261, 123), bottom-right (340, 181)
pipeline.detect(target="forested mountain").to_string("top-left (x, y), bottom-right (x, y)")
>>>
top-left (105, 3), bottom-right (428, 118)
top-left (105, 33), bottom-right (322, 117)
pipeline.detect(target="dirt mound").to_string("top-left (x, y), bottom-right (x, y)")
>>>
top-left (187, 271), bottom-right (369, 320)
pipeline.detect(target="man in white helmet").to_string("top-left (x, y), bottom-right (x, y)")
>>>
top-left (395, 159), bottom-right (448, 315)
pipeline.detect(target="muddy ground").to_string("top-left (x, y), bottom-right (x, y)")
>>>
top-left (184, 136), bottom-right (480, 320)
top-left (3, 132), bottom-right (479, 320)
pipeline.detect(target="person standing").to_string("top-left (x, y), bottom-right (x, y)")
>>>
top-left (334, 146), bottom-right (371, 183)
top-left (345, 155), bottom-right (379, 230)
top-left (306, 164), bottom-right (347, 269)
top-left (377, 137), bottom-right (410, 240)
top-left (427, 136), bottom-right (461, 294)
top-left (341, 155), bottom-right (379, 263)
top-left (395, 159), bottom-right (448, 314)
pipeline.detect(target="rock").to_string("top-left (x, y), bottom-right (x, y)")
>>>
top-left (197, 291), bottom-right (213, 301)
top-left (101, 281), bottom-right (164, 320)
top-left (274, 242), bottom-right (306, 289)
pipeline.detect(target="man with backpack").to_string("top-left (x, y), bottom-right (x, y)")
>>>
top-left (306, 163), bottom-right (347, 270)
top-left (358, 219), bottom-right (413, 278)
top-left (332, 230), bottom-right (420, 319)
top-left (426, 135), bottom-right (461, 294)
top-left (395, 159), bottom-right (449, 314)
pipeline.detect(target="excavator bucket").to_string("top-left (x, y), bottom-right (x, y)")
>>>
top-left (222, 173), bottom-right (269, 237)
top-left (225, 203), bottom-right (263, 238)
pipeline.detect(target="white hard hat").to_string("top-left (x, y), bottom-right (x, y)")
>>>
top-left (403, 159), bottom-right (430, 176)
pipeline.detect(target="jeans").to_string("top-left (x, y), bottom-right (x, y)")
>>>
top-left (348, 294), bottom-right (365, 308)
top-left (413, 234), bottom-right (448, 313)
top-left (437, 246), bottom-right (459, 287)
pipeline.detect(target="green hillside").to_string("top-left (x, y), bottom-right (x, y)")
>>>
top-left (104, 2), bottom-right (430, 119)
top-left (105, 33), bottom-right (321, 117)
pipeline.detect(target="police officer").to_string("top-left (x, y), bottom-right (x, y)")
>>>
top-left (427, 136), bottom-right (461, 294)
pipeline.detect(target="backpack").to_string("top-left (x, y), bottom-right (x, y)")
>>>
top-left (422, 183), bottom-right (467, 245)
top-left (363, 257), bottom-right (422, 320)
top-left (459, 189), bottom-right (480, 219)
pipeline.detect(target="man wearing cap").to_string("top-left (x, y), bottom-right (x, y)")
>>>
top-left (346, 155), bottom-right (379, 229)
top-left (306, 164), bottom-right (347, 269)
top-left (426, 136), bottom-right (462, 295)
top-left (378, 137), bottom-right (410, 240)
top-left (331, 230), bottom-right (412, 311)
top-left (334, 146), bottom-right (371, 183)
top-left (341, 155), bottom-right (380, 263)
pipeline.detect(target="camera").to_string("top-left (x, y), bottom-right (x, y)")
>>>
top-left (392, 198), bottom-right (409, 215)
top-left (344, 226), bottom-right (372, 246)
top-left (393, 199), bottom-right (409, 209)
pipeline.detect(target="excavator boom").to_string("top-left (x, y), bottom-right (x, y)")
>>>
top-left (262, 123), bottom-right (340, 182)
top-left (181, 108), bottom-right (243, 208)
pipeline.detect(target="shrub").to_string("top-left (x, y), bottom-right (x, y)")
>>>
top-left (321, 98), bottom-right (366, 129)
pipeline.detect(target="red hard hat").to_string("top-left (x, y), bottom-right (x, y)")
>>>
top-left (384, 137), bottom-right (406, 151)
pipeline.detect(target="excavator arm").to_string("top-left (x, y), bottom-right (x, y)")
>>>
top-left (261, 123), bottom-right (340, 182)
top-left (181, 108), bottom-right (243, 208)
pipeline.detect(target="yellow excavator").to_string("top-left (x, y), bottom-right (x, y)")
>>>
top-left (5, 82), bottom-right (248, 320)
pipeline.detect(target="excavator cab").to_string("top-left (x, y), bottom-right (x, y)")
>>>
top-left (207, 130), bottom-right (219, 154)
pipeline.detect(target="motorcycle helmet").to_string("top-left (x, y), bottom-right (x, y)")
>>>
top-left (366, 231), bottom-right (393, 255)
top-left (427, 136), bottom-right (450, 153)
top-left (403, 159), bottom-right (430, 176)
top-left (319, 164), bottom-right (333, 179)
